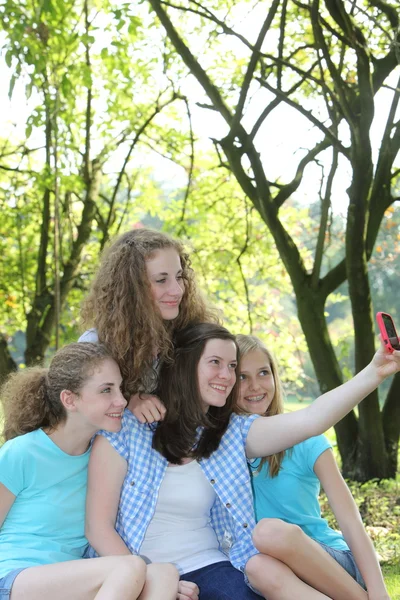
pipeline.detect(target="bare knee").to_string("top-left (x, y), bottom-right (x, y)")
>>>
top-left (246, 554), bottom-right (286, 595)
top-left (253, 518), bottom-right (303, 557)
top-left (113, 555), bottom-right (147, 586)
top-left (148, 562), bottom-right (179, 585)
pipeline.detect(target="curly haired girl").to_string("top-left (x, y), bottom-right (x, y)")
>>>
top-left (80, 228), bottom-right (216, 421)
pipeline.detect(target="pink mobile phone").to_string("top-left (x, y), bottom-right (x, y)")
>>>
top-left (376, 312), bottom-right (400, 352)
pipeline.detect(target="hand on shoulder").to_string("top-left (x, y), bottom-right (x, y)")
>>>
top-left (127, 392), bottom-right (166, 424)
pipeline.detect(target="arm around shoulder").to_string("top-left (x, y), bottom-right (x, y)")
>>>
top-left (85, 435), bottom-right (131, 556)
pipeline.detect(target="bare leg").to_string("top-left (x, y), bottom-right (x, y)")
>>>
top-left (138, 563), bottom-right (179, 600)
top-left (253, 519), bottom-right (367, 600)
top-left (246, 554), bottom-right (332, 600)
top-left (11, 555), bottom-right (146, 600)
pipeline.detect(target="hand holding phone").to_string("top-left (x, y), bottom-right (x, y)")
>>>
top-left (376, 312), bottom-right (400, 352)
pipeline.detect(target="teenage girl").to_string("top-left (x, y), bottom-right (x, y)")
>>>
top-left (85, 323), bottom-right (400, 600)
top-left (0, 342), bottom-right (179, 600)
top-left (236, 334), bottom-right (389, 600)
top-left (79, 227), bottom-right (216, 421)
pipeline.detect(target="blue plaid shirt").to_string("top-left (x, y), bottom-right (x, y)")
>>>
top-left (87, 411), bottom-right (260, 574)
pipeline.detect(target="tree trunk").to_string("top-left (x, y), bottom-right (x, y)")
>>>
top-left (0, 333), bottom-right (17, 382)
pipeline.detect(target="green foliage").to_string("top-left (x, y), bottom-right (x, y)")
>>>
top-left (383, 562), bottom-right (400, 599)
top-left (320, 477), bottom-right (400, 565)
top-left (1, 0), bottom-right (399, 479)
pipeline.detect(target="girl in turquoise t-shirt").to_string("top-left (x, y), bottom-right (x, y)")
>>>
top-left (236, 334), bottom-right (389, 600)
top-left (0, 342), bottom-right (180, 600)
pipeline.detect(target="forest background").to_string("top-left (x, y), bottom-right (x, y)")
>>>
top-left (0, 0), bottom-right (399, 590)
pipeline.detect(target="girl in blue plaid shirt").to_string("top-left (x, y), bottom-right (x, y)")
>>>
top-left (86, 323), bottom-right (400, 600)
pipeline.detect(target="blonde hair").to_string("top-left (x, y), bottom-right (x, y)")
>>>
top-left (236, 334), bottom-right (286, 477)
top-left (1, 343), bottom-right (111, 441)
top-left (81, 228), bottom-right (217, 395)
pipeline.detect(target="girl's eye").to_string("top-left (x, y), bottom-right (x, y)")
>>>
top-left (176, 274), bottom-right (183, 280)
top-left (239, 373), bottom-right (246, 381)
top-left (101, 387), bottom-right (111, 393)
top-left (260, 370), bottom-right (270, 377)
top-left (210, 359), bottom-right (219, 365)
top-left (229, 363), bottom-right (237, 370)
top-left (156, 278), bottom-right (166, 284)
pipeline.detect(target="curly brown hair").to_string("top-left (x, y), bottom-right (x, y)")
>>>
top-left (153, 323), bottom-right (238, 464)
top-left (81, 228), bottom-right (218, 395)
top-left (1, 343), bottom-right (111, 441)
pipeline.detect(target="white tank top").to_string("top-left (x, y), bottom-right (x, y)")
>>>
top-left (140, 460), bottom-right (227, 574)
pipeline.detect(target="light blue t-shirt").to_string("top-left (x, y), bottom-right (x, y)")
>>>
top-left (251, 435), bottom-right (349, 551)
top-left (0, 429), bottom-right (90, 578)
top-left (78, 329), bottom-right (98, 343)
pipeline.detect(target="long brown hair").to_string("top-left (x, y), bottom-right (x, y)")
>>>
top-left (81, 228), bottom-right (217, 395)
top-left (236, 334), bottom-right (286, 477)
top-left (153, 323), bottom-right (238, 463)
top-left (1, 343), bottom-right (111, 441)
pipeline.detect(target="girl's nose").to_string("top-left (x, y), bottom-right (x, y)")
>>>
top-left (168, 279), bottom-right (184, 296)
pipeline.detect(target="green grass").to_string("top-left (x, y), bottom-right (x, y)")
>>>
top-left (383, 563), bottom-right (400, 599)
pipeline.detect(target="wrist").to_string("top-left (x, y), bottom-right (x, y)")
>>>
top-left (362, 362), bottom-right (384, 388)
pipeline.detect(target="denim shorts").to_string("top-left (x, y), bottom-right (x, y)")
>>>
top-left (0, 568), bottom-right (26, 598)
top-left (318, 542), bottom-right (366, 589)
top-left (181, 561), bottom-right (262, 599)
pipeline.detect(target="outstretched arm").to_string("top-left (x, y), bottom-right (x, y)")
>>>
top-left (246, 345), bottom-right (400, 458)
top-left (315, 451), bottom-right (389, 600)
top-left (85, 435), bottom-right (131, 555)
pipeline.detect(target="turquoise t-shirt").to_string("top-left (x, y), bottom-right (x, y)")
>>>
top-left (0, 429), bottom-right (90, 578)
top-left (251, 435), bottom-right (349, 551)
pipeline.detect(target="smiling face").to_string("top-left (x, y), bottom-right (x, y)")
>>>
top-left (73, 358), bottom-right (127, 433)
top-left (237, 349), bottom-right (276, 415)
top-left (146, 247), bottom-right (185, 320)
top-left (197, 338), bottom-right (238, 412)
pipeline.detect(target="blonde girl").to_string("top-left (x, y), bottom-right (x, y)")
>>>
top-left (236, 334), bottom-right (389, 600)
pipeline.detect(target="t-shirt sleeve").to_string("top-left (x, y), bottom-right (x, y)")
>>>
top-left (0, 438), bottom-right (26, 496)
top-left (303, 434), bottom-right (332, 473)
top-left (78, 329), bottom-right (99, 343)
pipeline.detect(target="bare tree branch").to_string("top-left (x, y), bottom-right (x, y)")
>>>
top-left (256, 77), bottom-right (349, 157)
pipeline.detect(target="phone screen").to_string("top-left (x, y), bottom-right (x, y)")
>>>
top-left (382, 314), bottom-right (400, 350)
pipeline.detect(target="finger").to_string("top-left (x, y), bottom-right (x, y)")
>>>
top-left (178, 582), bottom-right (199, 599)
top-left (144, 403), bottom-right (163, 422)
top-left (129, 394), bottom-right (162, 423)
top-left (179, 581), bottom-right (199, 593)
top-left (131, 406), bottom-right (149, 423)
top-left (149, 395), bottom-right (167, 418)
